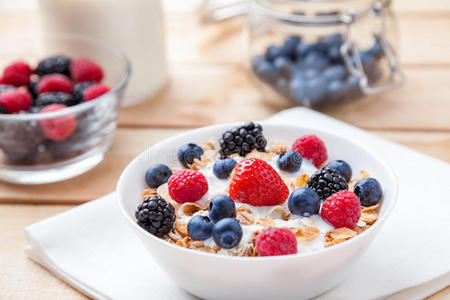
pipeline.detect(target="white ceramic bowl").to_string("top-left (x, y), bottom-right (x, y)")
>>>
top-left (117, 122), bottom-right (398, 300)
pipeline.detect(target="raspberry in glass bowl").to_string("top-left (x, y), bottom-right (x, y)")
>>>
top-left (0, 33), bottom-right (130, 184)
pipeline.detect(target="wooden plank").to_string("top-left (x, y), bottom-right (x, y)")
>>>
top-left (0, 128), bottom-right (448, 205)
top-left (0, 204), bottom-right (86, 300)
top-left (0, 203), bottom-right (449, 299)
top-left (119, 65), bottom-right (450, 131)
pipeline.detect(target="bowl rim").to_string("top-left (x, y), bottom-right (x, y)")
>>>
top-left (117, 122), bottom-right (398, 261)
top-left (0, 32), bottom-right (131, 121)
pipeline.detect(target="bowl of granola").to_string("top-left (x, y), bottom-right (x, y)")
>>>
top-left (117, 122), bottom-right (397, 300)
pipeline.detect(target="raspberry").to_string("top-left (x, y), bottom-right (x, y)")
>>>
top-left (84, 84), bottom-right (111, 101)
top-left (292, 135), bottom-right (327, 167)
top-left (229, 158), bottom-right (289, 206)
top-left (70, 58), bottom-right (103, 83)
top-left (168, 169), bottom-right (209, 203)
top-left (37, 74), bottom-right (73, 94)
top-left (255, 227), bottom-right (298, 256)
top-left (39, 104), bottom-right (77, 141)
top-left (321, 190), bottom-right (361, 229)
top-left (0, 90), bottom-right (32, 113)
top-left (2, 61), bottom-right (33, 87)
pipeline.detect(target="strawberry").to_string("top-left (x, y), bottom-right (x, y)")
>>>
top-left (229, 158), bottom-right (289, 206)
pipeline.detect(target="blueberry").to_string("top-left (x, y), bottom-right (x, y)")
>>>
top-left (212, 218), bottom-right (243, 249)
top-left (251, 55), bottom-right (264, 72)
top-left (283, 36), bottom-right (301, 59)
top-left (213, 158), bottom-right (237, 179)
top-left (344, 75), bottom-right (363, 99)
top-left (327, 46), bottom-right (342, 61)
top-left (305, 77), bottom-right (328, 106)
top-left (277, 150), bottom-right (302, 172)
top-left (145, 164), bottom-right (173, 188)
top-left (254, 60), bottom-right (277, 84)
top-left (188, 215), bottom-right (214, 241)
top-left (326, 33), bottom-right (343, 47)
top-left (289, 78), bottom-right (307, 103)
top-left (301, 51), bottom-right (330, 70)
top-left (288, 188), bottom-right (320, 217)
top-left (209, 195), bottom-right (236, 223)
top-left (323, 64), bottom-right (347, 81)
top-left (265, 45), bottom-right (285, 62)
top-left (296, 43), bottom-right (314, 58)
top-left (369, 40), bottom-right (383, 59)
top-left (326, 160), bottom-right (352, 182)
top-left (177, 143), bottom-right (203, 168)
top-left (326, 80), bottom-right (346, 103)
top-left (275, 78), bottom-right (290, 96)
top-left (273, 56), bottom-right (293, 78)
top-left (302, 68), bottom-right (320, 80)
top-left (354, 178), bottom-right (383, 207)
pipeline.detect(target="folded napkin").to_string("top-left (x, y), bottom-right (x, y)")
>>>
top-left (25, 108), bottom-right (450, 300)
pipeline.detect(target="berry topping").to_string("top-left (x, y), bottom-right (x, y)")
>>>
top-left (2, 61), bottom-right (33, 87)
top-left (292, 134), bottom-right (327, 167)
top-left (35, 55), bottom-right (72, 76)
top-left (177, 143), bottom-right (203, 168)
top-left (187, 215), bottom-right (214, 241)
top-left (326, 160), bottom-right (352, 182)
top-left (277, 150), bottom-right (302, 172)
top-left (288, 188), bottom-right (321, 217)
top-left (213, 157), bottom-right (237, 179)
top-left (135, 196), bottom-right (176, 237)
top-left (35, 92), bottom-right (78, 107)
top-left (39, 104), bottom-right (77, 141)
top-left (229, 158), bottom-right (289, 206)
top-left (0, 90), bottom-right (32, 113)
top-left (83, 84), bottom-right (111, 101)
top-left (321, 190), bottom-right (361, 229)
top-left (72, 81), bottom-right (95, 102)
top-left (208, 195), bottom-right (236, 223)
top-left (219, 122), bottom-right (267, 157)
top-left (212, 218), bottom-right (242, 249)
top-left (354, 178), bottom-right (382, 207)
top-left (307, 167), bottom-right (348, 200)
top-left (145, 164), bottom-right (172, 188)
top-left (255, 227), bottom-right (298, 256)
top-left (37, 74), bottom-right (73, 94)
top-left (168, 169), bottom-right (209, 203)
top-left (70, 57), bottom-right (103, 83)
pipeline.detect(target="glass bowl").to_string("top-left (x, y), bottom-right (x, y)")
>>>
top-left (0, 33), bottom-right (130, 184)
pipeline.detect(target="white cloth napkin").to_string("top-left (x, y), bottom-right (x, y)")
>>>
top-left (25, 108), bottom-right (450, 300)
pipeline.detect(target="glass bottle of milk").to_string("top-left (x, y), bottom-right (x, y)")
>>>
top-left (38, 0), bottom-right (167, 107)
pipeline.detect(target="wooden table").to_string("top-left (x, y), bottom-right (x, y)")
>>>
top-left (0, 0), bottom-right (449, 298)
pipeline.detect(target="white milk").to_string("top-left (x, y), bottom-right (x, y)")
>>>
top-left (38, 0), bottom-right (168, 107)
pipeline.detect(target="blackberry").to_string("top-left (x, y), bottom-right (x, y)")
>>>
top-left (307, 167), bottom-right (348, 200)
top-left (35, 55), bottom-right (72, 76)
top-left (35, 92), bottom-right (78, 107)
top-left (28, 79), bottom-right (39, 99)
top-left (219, 121), bottom-right (267, 157)
top-left (73, 81), bottom-right (95, 102)
top-left (135, 196), bottom-right (176, 237)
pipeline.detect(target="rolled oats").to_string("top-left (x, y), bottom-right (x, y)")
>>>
top-left (269, 141), bottom-right (289, 154)
top-left (202, 138), bottom-right (216, 151)
top-left (295, 226), bottom-right (320, 241)
top-left (236, 205), bottom-right (255, 225)
top-left (294, 174), bottom-right (309, 188)
top-left (268, 206), bottom-right (291, 221)
top-left (187, 155), bottom-right (211, 170)
top-left (325, 227), bottom-right (357, 247)
top-left (190, 241), bottom-right (205, 248)
top-left (180, 202), bottom-right (204, 216)
top-left (257, 217), bottom-right (276, 227)
top-left (175, 223), bottom-right (188, 237)
top-left (142, 188), bottom-right (158, 199)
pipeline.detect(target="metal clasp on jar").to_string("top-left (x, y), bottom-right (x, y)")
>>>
top-left (340, 1), bottom-right (405, 95)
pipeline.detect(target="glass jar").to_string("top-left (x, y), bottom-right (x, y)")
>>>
top-left (246, 0), bottom-right (405, 108)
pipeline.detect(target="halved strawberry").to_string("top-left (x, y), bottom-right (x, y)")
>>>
top-left (229, 158), bottom-right (289, 206)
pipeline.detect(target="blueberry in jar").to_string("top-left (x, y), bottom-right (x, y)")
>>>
top-left (212, 218), bottom-right (243, 249)
top-left (145, 163), bottom-right (172, 188)
top-left (288, 188), bottom-right (321, 217)
top-left (326, 160), bottom-right (352, 182)
top-left (354, 178), bottom-right (382, 207)
top-left (209, 195), bottom-right (236, 223)
top-left (177, 143), bottom-right (203, 168)
top-left (277, 150), bottom-right (302, 172)
top-left (188, 215), bottom-right (214, 241)
top-left (213, 158), bottom-right (237, 179)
